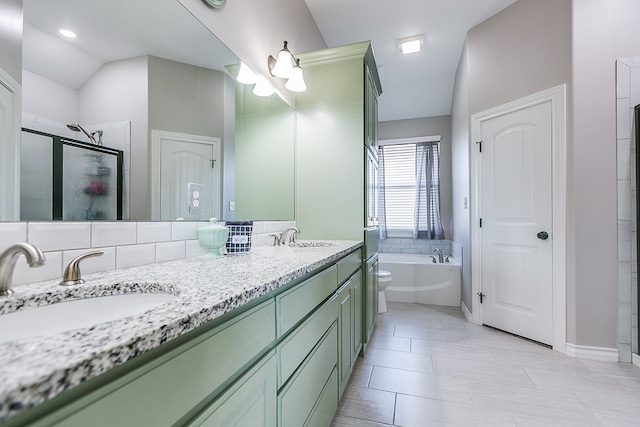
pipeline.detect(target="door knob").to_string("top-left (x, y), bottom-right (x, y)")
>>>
top-left (537, 231), bottom-right (549, 240)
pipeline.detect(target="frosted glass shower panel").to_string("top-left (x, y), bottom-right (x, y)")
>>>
top-left (20, 132), bottom-right (53, 221)
top-left (62, 145), bottom-right (119, 220)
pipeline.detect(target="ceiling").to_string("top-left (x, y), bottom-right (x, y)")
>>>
top-left (304, 0), bottom-right (518, 121)
top-left (22, 0), bottom-right (238, 90)
top-left (23, 0), bottom-right (518, 123)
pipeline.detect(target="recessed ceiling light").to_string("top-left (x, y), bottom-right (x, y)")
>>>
top-left (59, 29), bottom-right (77, 38)
top-left (399, 35), bottom-right (423, 55)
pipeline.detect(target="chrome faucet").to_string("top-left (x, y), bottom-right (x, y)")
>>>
top-left (280, 227), bottom-right (300, 244)
top-left (0, 243), bottom-right (46, 296)
top-left (269, 227), bottom-right (301, 246)
top-left (60, 251), bottom-right (103, 286)
top-left (433, 248), bottom-right (444, 263)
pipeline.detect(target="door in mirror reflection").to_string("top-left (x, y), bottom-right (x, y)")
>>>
top-left (153, 131), bottom-right (221, 221)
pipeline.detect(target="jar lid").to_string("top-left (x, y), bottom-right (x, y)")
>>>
top-left (198, 218), bottom-right (227, 231)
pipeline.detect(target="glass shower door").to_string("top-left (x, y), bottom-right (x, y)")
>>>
top-left (62, 143), bottom-right (119, 220)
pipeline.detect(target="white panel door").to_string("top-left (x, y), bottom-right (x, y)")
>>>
top-left (480, 101), bottom-right (553, 345)
top-left (160, 139), bottom-right (215, 221)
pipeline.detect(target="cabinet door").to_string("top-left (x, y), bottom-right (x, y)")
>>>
top-left (189, 352), bottom-right (277, 427)
top-left (351, 271), bottom-right (363, 361)
top-left (365, 256), bottom-right (379, 342)
top-left (338, 280), bottom-right (353, 397)
top-left (365, 147), bottom-right (378, 227)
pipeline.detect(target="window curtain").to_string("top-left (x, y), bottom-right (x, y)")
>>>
top-left (378, 146), bottom-right (388, 240)
top-left (414, 142), bottom-right (444, 240)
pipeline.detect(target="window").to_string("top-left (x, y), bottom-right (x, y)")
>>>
top-left (378, 141), bottom-right (444, 239)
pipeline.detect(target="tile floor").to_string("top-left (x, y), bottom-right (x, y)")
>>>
top-left (331, 302), bottom-right (640, 426)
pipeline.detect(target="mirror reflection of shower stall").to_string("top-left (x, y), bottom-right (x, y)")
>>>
top-left (20, 128), bottom-right (123, 221)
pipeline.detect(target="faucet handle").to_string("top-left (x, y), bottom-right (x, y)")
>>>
top-left (60, 251), bottom-right (104, 286)
top-left (269, 233), bottom-right (282, 246)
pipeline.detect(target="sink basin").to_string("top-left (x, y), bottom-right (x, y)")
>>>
top-left (288, 242), bottom-right (335, 248)
top-left (0, 293), bottom-right (175, 343)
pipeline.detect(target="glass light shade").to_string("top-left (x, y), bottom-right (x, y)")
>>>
top-left (253, 78), bottom-right (275, 97)
top-left (270, 48), bottom-right (294, 78)
top-left (285, 61), bottom-right (307, 92)
top-left (236, 62), bottom-right (257, 84)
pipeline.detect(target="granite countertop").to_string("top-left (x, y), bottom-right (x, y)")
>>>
top-left (0, 240), bottom-right (362, 422)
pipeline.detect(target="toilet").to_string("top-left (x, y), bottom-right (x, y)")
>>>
top-left (377, 269), bottom-right (392, 313)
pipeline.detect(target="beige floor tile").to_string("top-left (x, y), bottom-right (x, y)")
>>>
top-left (335, 385), bottom-right (396, 425)
top-left (367, 332), bottom-right (411, 352)
top-left (394, 394), bottom-right (515, 427)
top-left (362, 347), bottom-right (434, 374)
top-left (368, 365), bottom-right (471, 404)
top-left (331, 416), bottom-right (393, 426)
top-left (333, 302), bottom-right (640, 426)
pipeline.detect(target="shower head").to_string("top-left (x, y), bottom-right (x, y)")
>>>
top-left (67, 123), bottom-right (102, 145)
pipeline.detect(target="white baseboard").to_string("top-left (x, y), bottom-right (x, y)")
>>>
top-left (633, 353), bottom-right (640, 367)
top-left (461, 300), bottom-right (472, 322)
top-left (565, 343), bottom-right (619, 362)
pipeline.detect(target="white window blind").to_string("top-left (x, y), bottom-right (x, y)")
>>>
top-left (379, 142), bottom-right (440, 231)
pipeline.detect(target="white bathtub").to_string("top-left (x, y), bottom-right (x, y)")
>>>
top-left (378, 253), bottom-right (461, 307)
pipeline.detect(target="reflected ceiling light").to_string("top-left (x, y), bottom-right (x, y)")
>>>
top-left (59, 29), bottom-right (77, 38)
top-left (399, 35), bottom-right (423, 54)
top-left (284, 59), bottom-right (307, 93)
top-left (236, 62), bottom-right (257, 84)
top-left (268, 41), bottom-right (294, 79)
top-left (268, 41), bottom-right (307, 93)
top-left (253, 77), bottom-right (275, 97)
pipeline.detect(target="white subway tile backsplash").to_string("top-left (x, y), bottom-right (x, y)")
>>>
top-left (172, 221), bottom-right (200, 241)
top-left (13, 251), bottom-right (63, 286)
top-left (185, 240), bottom-right (207, 257)
top-left (28, 222), bottom-right (91, 252)
top-left (116, 244), bottom-right (155, 269)
top-left (137, 222), bottom-right (172, 244)
top-left (0, 223), bottom-right (27, 252)
top-left (62, 247), bottom-right (116, 275)
top-left (92, 222), bottom-right (137, 247)
top-left (252, 221), bottom-right (265, 234)
top-left (156, 241), bottom-right (186, 263)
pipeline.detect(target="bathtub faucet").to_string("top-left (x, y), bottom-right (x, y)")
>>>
top-left (433, 248), bottom-right (444, 263)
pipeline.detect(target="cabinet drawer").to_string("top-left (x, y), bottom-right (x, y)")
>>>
top-left (336, 250), bottom-right (362, 285)
top-left (59, 301), bottom-right (276, 427)
top-left (305, 367), bottom-right (338, 427)
top-left (188, 351), bottom-right (277, 427)
top-left (278, 293), bottom-right (338, 387)
top-left (277, 265), bottom-right (337, 337)
top-left (279, 323), bottom-right (338, 427)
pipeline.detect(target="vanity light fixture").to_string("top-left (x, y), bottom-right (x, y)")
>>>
top-left (268, 41), bottom-right (307, 92)
top-left (253, 76), bottom-right (275, 97)
top-left (284, 58), bottom-right (307, 92)
top-left (268, 41), bottom-right (295, 78)
top-left (236, 62), bottom-right (258, 85)
top-left (59, 29), bottom-right (77, 38)
top-left (399, 35), bottom-right (423, 55)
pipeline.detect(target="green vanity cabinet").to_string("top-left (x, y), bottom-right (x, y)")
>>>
top-left (7, 249), bottom-right (365, 427)
top-left (337, 270), bottom-right (363, 398)
top-left (365, 255), bottom-right (379, 344)
top-left (187, 351), bottom-right (277, 426)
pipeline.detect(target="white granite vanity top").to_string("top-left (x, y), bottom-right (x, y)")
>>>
top-left (0, 240), bottom-right (362, 422)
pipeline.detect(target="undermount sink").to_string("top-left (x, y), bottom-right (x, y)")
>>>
top-left (0, 293), bottom-right (175, 343)
top-left (288, 242), bottom-right (335, 248)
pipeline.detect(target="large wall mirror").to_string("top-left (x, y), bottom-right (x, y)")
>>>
top-left (12, 0), bottom-right (295, 222)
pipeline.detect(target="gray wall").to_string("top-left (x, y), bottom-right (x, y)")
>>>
top-left (451, 41), bottom-right (471, 310)
top-left (22, 70), bottom-right (78, 123)
top-left (571, 0), bottom-right (640, 348)
top-left (79, 56), bottom-right (149, 220)
top-left (379, 116), bottom-right (453, 240)
top-left (452, 0), bottom-right (640, 349)
top-left (0, 0), bottom-right (22, 83)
